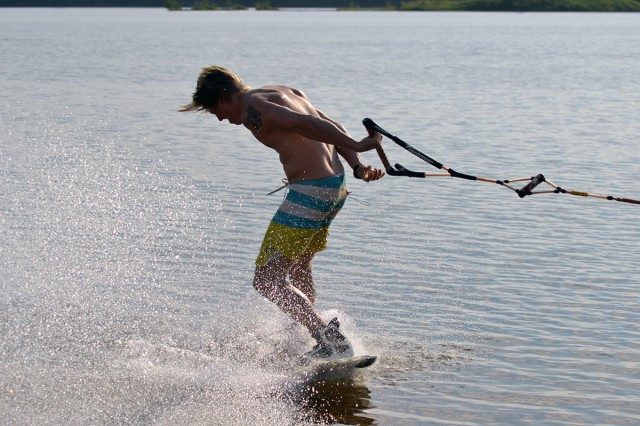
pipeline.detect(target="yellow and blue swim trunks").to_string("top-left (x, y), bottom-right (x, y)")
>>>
top-left (256, 173), bottom-right (348, 266)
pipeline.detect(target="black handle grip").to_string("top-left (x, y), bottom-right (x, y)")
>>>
top-left (363, 118), bottom-right (394, 139)
top-left (362, 117), bottom-right (378, 132)
top-left (395, 164), bottom-right (426, 178)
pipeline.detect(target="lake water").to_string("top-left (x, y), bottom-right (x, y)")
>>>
top-left (1, 8), bottom-right (639, 425)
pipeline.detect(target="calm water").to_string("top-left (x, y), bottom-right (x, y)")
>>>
top-left (1, 8), bottom-right (639, 425)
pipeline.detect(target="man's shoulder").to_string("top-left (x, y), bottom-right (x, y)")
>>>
top-left (244, 86), bottom-right (282, 104)
top-left (249, 85), bottom-right (306, 100)
top-left (244, 86), bottom-right (309, 113)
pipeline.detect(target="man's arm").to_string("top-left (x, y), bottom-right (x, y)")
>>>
top-left (247, 98), bottom-right (381, 153)
top-left (315, 110), bottom-right (363, 167)
top-left (316, 110), bottom-right (385, 182)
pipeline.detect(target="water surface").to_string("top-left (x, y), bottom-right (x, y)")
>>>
top-left (1, 8), bottom-right (639, 425)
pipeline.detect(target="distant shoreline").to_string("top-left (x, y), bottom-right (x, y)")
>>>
top-left (2, 2), bottom-right (639, 11)
top-left (169, 1), bottom-right (640, 12)
top-left (169, 0), bottom-right (640, 12)
top-left (394, 0), bottom-right (640, 12)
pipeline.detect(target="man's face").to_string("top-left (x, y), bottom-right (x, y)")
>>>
top-left (206, 100), bottom-right (241, 125)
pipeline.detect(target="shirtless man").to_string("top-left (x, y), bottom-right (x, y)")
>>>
top-left (181, 66), bottom-right (384, 360)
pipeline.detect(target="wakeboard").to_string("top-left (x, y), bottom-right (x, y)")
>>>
top-left (298, 355), bottom-right (377, 381)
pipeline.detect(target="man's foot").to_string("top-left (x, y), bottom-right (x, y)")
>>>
top-left (304, 317), bottom-right (354, 361)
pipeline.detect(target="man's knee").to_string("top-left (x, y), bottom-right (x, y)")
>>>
top-left (253, 257), bottom-right (289, 299)
top-left (291, 252), bottom-right (314, 275)
top-left (253, 267), bottom-right (273, 298)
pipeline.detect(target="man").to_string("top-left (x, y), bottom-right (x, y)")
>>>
top-left (181, 66), bottom-right (384, 360)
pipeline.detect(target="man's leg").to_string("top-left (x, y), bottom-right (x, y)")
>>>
top-left (254, 251), bottom-right (353, 360)
top-left (253, 252), bottom-right (325, 334)
top-left (289, 252), bottom-right (316, 305)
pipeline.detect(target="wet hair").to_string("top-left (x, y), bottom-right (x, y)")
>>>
top-left (179, 66), bottom-right (248, 112)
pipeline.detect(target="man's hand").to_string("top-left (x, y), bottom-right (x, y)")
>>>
top-left (358, 131), bottom-right (383, 152)
top-left (353, 130), bottom-right (384, 181)
top-left (355, 164), bottom-right (385, 182)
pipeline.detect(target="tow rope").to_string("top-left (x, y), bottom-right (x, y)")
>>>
top-left (363, 118), bottom-right (640, 205)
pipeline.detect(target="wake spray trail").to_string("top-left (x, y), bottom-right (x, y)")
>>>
top-left (0, 107), bottom-right (327, 425)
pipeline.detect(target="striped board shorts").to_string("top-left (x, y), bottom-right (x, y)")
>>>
top-left (256, 173), bottom-right (348, 266)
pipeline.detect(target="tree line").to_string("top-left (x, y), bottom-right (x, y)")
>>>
top-left (2, 0), bottom-right (395, 6)
top-left (3, 0), bottom-right (638, 10)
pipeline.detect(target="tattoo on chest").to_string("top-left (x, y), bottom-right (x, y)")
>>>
top-left (245, 104), bottom-right (262, 132)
